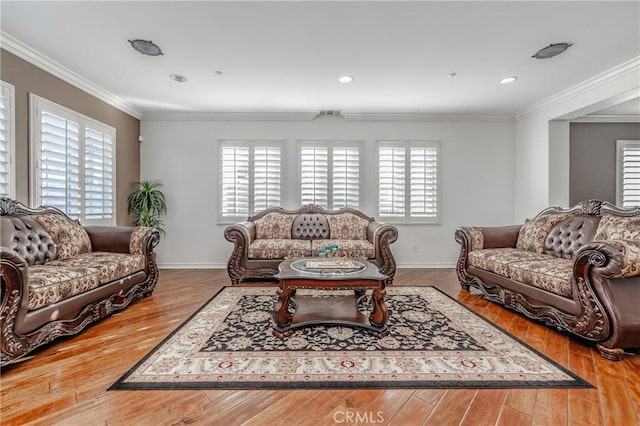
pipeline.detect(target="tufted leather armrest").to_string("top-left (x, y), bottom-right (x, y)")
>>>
top-left (455, 225), bottom-right (522, 252)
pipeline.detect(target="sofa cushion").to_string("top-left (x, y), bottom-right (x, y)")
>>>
top-left (468, 248), bottom-right (550, 276)
top-left (292, 214), bottom-right (330, 240)
top-left (32, 213), bottom-right (92, 260)
top-left (327, 213), bottom-right (369, 240)
top-left (594, 214), bottom-right (640, 241)
top-left (253, 213), bottom-right (295, 240)
top-left (27, 266), bottom-right (101, 311)
top-left (47, 252), bottom-right (146, 284)
top-left (311, 239), bottom-right (375, 258)
top-left (516, 213), bottom-right (575, 254)
top-left (248, 239), bottom-right (312, 259)
top-left (1, 216), bottom-right (57, 266)
top-left (544, 216), bottom-right (600, 259)
top-left (508, 258), bottom-right (573, 297)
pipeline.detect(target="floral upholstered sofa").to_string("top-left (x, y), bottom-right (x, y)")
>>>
top-left (1, 198), bottom-right (160, 366)
top-left (455, 200), bottom-right (640, 360)
top-left (224, 205), bottom-right (398, 284)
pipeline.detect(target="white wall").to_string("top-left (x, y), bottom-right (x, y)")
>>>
top-left (514, 58), bottom-right (640, 221)
top-left (141, 117), bottom-right (516, 268)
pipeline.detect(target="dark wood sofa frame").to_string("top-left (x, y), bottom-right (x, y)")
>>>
top-left (1, 198), bottom-right (160, 366)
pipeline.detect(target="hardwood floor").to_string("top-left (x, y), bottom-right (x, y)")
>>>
top-left (2, 269), bottom-right (639, 425)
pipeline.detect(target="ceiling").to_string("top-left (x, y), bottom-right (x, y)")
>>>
top-left (1, 1), bottom-right (639, 117)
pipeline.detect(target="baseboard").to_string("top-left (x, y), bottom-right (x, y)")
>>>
top-left (158, 262), bottom-right (456, 269)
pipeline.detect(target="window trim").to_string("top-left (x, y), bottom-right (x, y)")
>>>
top-left (616, 139), bottom-right (640, 207)
top-left (297, 139), bottom-right (363, 210)
top-left (0, 81), bottom-right (16, 199)
top-left (376, 140), bottom-right (442, 225)
top-left (29, 94), bottom-right (116, 224)
top-left (217, 139), bottom-right (285, 223)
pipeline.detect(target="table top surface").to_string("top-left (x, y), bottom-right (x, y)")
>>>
top-left (275, 257), bottom-right (388, 281)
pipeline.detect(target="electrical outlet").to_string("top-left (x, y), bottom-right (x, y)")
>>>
top-left (412, 244), bottom-right (418, 253)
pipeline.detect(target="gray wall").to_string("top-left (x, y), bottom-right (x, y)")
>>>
top-left (569, 122), bottom-right (640, 206)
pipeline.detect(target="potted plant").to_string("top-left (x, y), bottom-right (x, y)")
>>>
top-left (127, 180), bottom-right (167, 237)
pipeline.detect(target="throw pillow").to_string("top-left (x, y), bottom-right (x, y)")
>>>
top-left (594, 214), bottom-right (640, 241)
top-left (32, 213), bottom-right (92, 260)
top-left (516, 213), bottom-right (575, 253)
top-left (327, 213), bottom-right (369, 240)
top-left (254, 213), bottom-right (295, 240)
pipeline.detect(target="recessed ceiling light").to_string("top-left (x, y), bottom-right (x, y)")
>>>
top-left (338, 75), bottom-right (353, 84)
top-left (499, 76), bottom-right (517, 85)
top-left (170, 74), bottom-right (188, 83)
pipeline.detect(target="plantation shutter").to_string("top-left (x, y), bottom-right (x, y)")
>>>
top-left (378, 144), bottom-right (406, 216)
top-left (300, 146), bottom-right (329, 207)
top-left (253, 145), bottom-right (282, 212)
top-left (410, 145), bottom-right (439, 217)
top-left (332, 146), bottom-right (360, 209)
top-left (84, 125), bottom-right (114, 220)
top-left (221, 146), bottom-right (250, 216)
top-left (618, 141), bottom-right (640, 207)
top-left (0, 83), bottom-right (13, 198)
top-left (40, 110), bottom-right (82, 219)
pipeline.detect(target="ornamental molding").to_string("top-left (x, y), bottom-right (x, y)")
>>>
top-left (515, 56), bottom-right (640, 121)
top-left (0, 31), bottom-right (142, 120)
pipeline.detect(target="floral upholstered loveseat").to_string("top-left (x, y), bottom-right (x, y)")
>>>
top-left (455, 200), bottom-right (640, 360)
top-left (1, 198), bottom-right (160, 366)
top-left (224, 205), bottom-right (398, 284)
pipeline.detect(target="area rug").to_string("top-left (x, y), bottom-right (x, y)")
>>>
top-left (110, 286), bottom-right (590, 390)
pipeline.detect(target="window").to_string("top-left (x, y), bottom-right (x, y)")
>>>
top-left (0, 81), bottom-right (15, 198)
top-left (30, 95), bottom-right (115, 224)
top-left (617, 140), bottom-right (640, 207)
top-left (299, 141), bottom-right (361, 209)
top-left (378, 141), bottom-right (440, 223)
top-left (219, 140), bottom-right (283, 219)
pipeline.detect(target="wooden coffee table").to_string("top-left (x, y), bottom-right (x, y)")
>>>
top-left (272, 257), bottom-right (389, 338)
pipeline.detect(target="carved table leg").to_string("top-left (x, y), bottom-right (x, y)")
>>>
top-left (272, 287), bottom-right (294, 329)
top-left (369, 288), bottom-right (389, 328)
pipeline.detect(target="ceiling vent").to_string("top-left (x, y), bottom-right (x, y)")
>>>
top-left (128, 39), bottom-right (164, 56)
top-left (317, 110), bottom-right (342, 117)
top-left (532, 42), bottom-right (572, 59)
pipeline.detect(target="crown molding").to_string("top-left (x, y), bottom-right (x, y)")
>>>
top-left (515, 56), bottom-right (640, 121)
top-left (0, 31), bottom-right (142, 120)
top-left (341, 112), bottom-right (515, 122)
top-left (570, 114), bottom-right (640, 123)
top-left (141, 111), bottom-right (319, 121)
top-left (142, 111), bottom-right (515, 122)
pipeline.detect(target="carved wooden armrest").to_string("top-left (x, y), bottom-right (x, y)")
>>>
top-left (366, 221), bottom-right (398, 280)
top-left (575, 239), bottom-right (640, 278)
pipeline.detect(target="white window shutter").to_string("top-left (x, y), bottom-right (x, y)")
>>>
top-left (378, 144), bottom-right (406, 216)
top-left (253, 145), bottom-right (282, 212)
top-left (84, 125), bottom-right (114, 219)
top-left (332, 146), bottom-right (360, 209)
top-left (300, 146), bottom-right (329, 207)
top-left (410, 145), bottom-right (439, 217)
top-left (221, 146), bottom-right (250, 216)
top-left (0, 83), bottom-right (13, 198)
top-left (618, 141), bottom-right (640, 207)
top-left (40, 110), bottom-right (82, 218)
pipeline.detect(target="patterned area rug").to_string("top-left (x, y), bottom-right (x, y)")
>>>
top-left (110, 286), bottom-right (590, 390)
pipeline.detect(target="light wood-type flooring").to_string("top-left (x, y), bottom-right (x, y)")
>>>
top-left (2, 269), bottom-right (639, 425)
